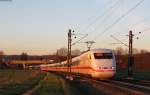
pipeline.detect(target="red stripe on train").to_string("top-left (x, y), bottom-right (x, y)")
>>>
top-left (41, 66), bottom-right (115, 72)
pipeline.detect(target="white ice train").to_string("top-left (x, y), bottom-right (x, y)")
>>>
top-left (41, 49), bottom-right (116, 79)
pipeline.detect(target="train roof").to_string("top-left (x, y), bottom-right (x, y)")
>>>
top-left (90, 48), bottom-right (112, 52)
top-left (81, 48), bottom-right (112, 54)
top-left (47, 48), bottom-right (113, 66)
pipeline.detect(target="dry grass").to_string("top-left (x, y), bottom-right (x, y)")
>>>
top-left (0, 69), bottom-right (46, 95)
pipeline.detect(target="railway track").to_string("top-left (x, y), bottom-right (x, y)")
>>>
top-left (113, 78), bottom-right (150, 87)
top-left (48, 72), bottom-right (150, 94)
top-left (73, 76), bottom-right (150, 95)
top-left (102, 79), bottom-right (150, 94)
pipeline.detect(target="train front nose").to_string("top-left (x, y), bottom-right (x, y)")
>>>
top-left (91, 66), bottom-right (116, 79)
top-left (92, 70), bottom-right (116, 79)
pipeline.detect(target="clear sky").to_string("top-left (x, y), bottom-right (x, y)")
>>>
top-left (0, 0), bottom-right (150, 55)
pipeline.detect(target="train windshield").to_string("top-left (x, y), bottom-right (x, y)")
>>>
top-left (94, 53), bottom-right (113, 59)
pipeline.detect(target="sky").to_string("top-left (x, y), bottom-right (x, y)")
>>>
top-left (0, 0), bottom-right (150, 55)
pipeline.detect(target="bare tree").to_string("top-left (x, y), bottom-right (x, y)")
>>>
top-left (72, 49), bottom-right (81, 56)
top-left (140, 49), bottom-right (149, 54)
top-left (133, 48), bottom-right (139, 54)
top-left (57, 47), bottom-right (68, 56)
top-left (56, 47), bottom-right (81, 56)
top-left (0, 51), bottom-right (4, 64)
top-left (20, 52), bottom-right (28, 60)
top-left (114, 47), bottom-right (124, 55)
top-left (0, 51), bottom-right (4, 55)
top-left (124, 48), bottom-right (128, 55)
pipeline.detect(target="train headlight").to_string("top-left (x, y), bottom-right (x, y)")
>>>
top-left (111, 67), bottom-right (115, 69)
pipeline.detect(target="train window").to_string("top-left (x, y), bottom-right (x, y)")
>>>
top-left (94, 53), bottom-right (112, 59)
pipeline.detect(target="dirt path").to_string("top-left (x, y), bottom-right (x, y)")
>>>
top-left (22, 73), bottom-right (47, 95)
top-left (22, 72), bottom-right (81, 95)
top-left (22, 84), bottom-right (41, 95)
top-left (59, 78), bottom-right (70, 95)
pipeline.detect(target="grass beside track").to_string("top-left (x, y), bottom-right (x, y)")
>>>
top-left (114, 68), bottom-right (150, 80)
top-left (33, 73), bottom-right (80, 95)
top-left (33, 73), bottom-right (64, 95)
top-left (0, 69), bottom-right (46, 95)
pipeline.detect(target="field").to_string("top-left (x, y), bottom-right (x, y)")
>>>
top-left (0, 67), bottom-right (150, 95)
top-left (0, 69), bottom-right (79, 95)
top-left (0, 69), bottom-right (46, 95)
